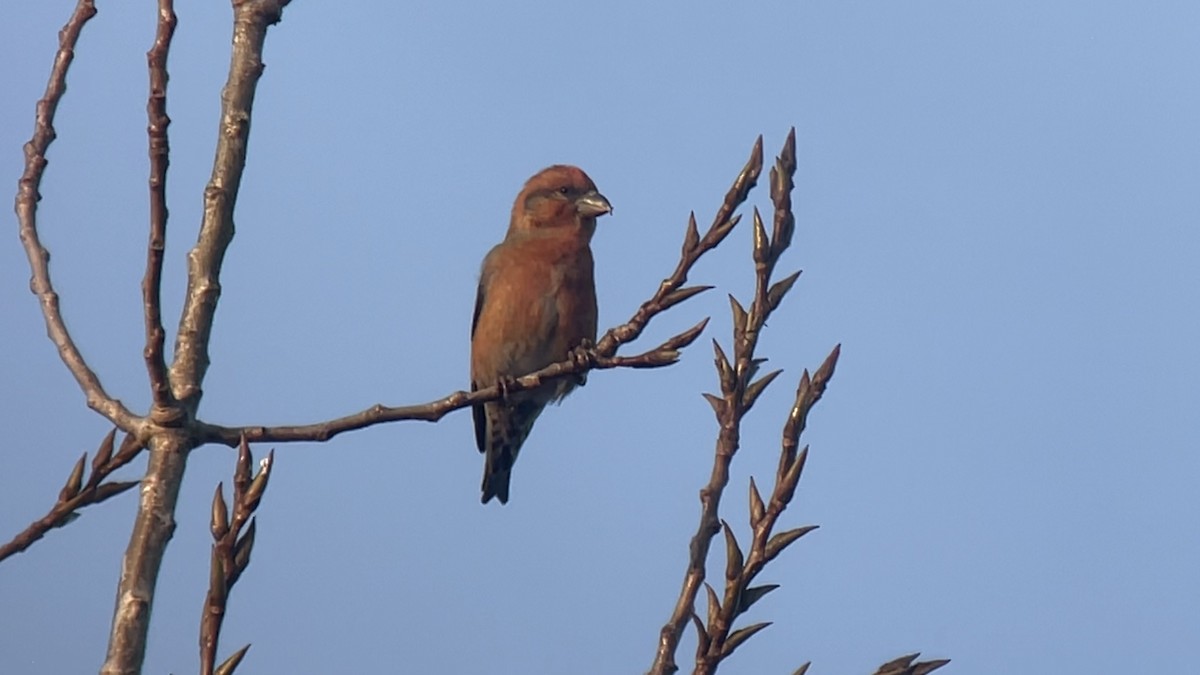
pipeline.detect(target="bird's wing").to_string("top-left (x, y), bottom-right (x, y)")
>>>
top-left (471, 268), bottom-right (489, 452)
top-left (471, 266), bottom-right (488, 340)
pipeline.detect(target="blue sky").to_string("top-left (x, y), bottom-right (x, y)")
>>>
top-left (2, 1), bottom-right (1197, 673)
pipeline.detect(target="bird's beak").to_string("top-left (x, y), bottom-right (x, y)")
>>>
top-left (575, 190), bottom-right (612, 217)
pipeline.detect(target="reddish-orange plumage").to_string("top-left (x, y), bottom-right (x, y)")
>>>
top-left (470, 165), bottom-right (611, 504)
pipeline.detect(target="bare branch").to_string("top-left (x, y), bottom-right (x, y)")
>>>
top-left (650, 130), bottom-right (938, 675)
top-left (168, 0), bottom-right (292, 411)
top-left (651, 130), bottom-right (815, 675)
top-left (200, 437), bottom-right (272, 675)
top-left (143, 0), bottom-right (178, 420)
top-left (103, 4), bottom-right (292, 674)
top-left (103, 432), bottom-right (193, 675)
top-left (0, 431), bottom-right (143, 563)
top-left (12, 0), bottom-right (140, 433)
top-left (196, 327), bottom-right (705, 445)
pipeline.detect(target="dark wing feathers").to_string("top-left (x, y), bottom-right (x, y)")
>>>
top-left (471, 272), bottom-right (488, 453)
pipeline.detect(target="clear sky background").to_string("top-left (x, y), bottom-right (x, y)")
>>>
top-left (1, 2), bottom-right (1197, 674)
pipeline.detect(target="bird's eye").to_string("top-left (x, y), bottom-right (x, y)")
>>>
top-left (558, 186), bottom-right (571, 195)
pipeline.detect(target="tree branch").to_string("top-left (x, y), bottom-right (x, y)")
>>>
top-left (200, 437), bottom-right (272, 675)
top-left (101, 431), bottom-right (190, 675)
top-left (650, 130), bottom-right (819, 675)
top-left (12, 0), bottom-right (140, 433)
top-left (0, 431), bottom-right (143, 563)
top-left (646, 131), bottom-right (780, 675)
top-left (143, 0), bottom-right (177, 420)
top-left (168, 0), bottom-right (292, 412)
top-left (197, 325), bottom-right (708, 445)
top-left (650, 131), bottom-right (945, 675)
top-left (693, 347), bottom-right (838, 675)
top-left (102, 3), bottom-right (292, 674)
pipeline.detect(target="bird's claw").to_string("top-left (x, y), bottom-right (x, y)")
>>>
top-left (496, 375), bottom-right (519, 404)
top-left (569, 340), bottom-right (595, 386)
top-left (569, 340), bottom-right (595, 369)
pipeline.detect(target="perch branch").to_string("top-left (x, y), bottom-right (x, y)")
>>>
top-left (195, 135), bottom-right (766, 446)
top-left (12, 0), bottom-right (140, 433)
top-left (197, 325), bottom-right (707, 445)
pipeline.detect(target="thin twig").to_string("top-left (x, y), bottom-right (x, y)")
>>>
top-left (650, 130), bottom-right (827, 675)
top-left (653, 131), bottom-right (944, 675)
top-left (198, 319), bottom-right (709, 445)
top-left (144, 0), bottom-right (177, 420)
top-left (647, 133), bottom-right (777, 675)
top-left (694, 347), bottom-right (838, 674)
top-left (691, 129), bottom-right (817, 674)
top-left (12, 0), bottom-right (140, 433)
top-left (0, 431), bottom-right (143, 562)
top-left (200, 437), bottom-right (272, 675)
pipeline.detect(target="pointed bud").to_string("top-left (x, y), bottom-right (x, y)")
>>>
top-left (743, 369), bottom-right (782, 411)
top-left (682, 212), bottom-right (700, 256)
top-left (765, 525), bottom-right (818, 562)
top-left (214, 644), bottom-right (251, 675)
top-left (722, 520), bottom-right (744, 580)
top-left (748, 478), bottom-right (765, 527)
top-left (233, 518), bottom-right (257, 577)
top-left (752, 207), bottom-right (769, 264)
top-left (690, 612), bottom-right (710, 660)
top-left (661, 285), bottom-right (713, 311)
top-left (234, 436), bottom-right (252, 496)
top-left (89, 429), bottom-right (117, 486)
top-left (712, 340), bottom-right (734, 392)
top-left (59, 453), bottom-right (86, 502)
top-left (704, 582), bottom-right (721, 630)
top-left (728, 295), bottom-right (747, 345)
top-left (702, 392), bottom-right (726, 419)
top-left (211, 483), bottom-right (230, 541)
top-left (737, 584), bottom-right (780, 615)
top-left (767, 271), bottom-right (802, 313)
top-left (659, 317), bottom-right (709, 351)
top-left (723, 621), bottom-right (772, 658)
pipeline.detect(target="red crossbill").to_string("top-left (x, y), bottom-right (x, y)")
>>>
top-left (470, 165), bottom-right (611, 504)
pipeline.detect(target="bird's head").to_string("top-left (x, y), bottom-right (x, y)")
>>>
top-left (509, 165), bottom-right (611, 238)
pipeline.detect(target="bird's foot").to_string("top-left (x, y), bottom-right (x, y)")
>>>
top-left (569, 340), bottom-right (595, 385)
top-left (495, 375), bottom-right (519, 403)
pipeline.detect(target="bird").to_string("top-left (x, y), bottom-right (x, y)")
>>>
top-left (470, 165), bottom-right (612, 504)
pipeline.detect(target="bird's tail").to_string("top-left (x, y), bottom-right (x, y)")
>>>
top-left (480, 399), bottom-right (544, 505)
